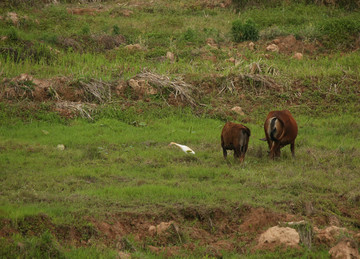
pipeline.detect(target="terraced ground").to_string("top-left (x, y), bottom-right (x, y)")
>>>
top-left (0, 0), bottom-right (360, 258)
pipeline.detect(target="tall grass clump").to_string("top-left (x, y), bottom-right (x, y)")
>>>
top-left (318, 16), bottom-right (360, 48)
top-left (231, 19), bottom-right (259, 42)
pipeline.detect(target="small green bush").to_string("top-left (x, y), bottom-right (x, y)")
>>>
top-left (231, 19), bottom-right (259, 42)
top-left (6, 27), bottom-right (20, 41)
top-left (81, 25), bottom-right (91, 35)
top-left (112, 25), bottom-right (120, 35)
top-left (319, 17), bottom-right (360, 48)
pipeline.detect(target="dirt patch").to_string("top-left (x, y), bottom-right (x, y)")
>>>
top-left (2, 205), bottom-right (360, 257)
top-left (268, 35), bottom-right (319, 55)
top-left (57, 34), bottom-right (126, 52)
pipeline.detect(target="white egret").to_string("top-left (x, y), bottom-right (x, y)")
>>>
top-left (169, 142), bottom-right (195, 155)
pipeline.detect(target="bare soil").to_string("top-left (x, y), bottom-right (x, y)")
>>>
top-left (1, 203), bottom-right (359, 257)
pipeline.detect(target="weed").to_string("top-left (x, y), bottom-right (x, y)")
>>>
top-left (231, 19), bottom-right (259, 42)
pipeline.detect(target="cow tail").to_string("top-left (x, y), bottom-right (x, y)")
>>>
top-left (239, 128), bottom-right (250, 153)
top-left (270, 117), bottom-right (278, 141)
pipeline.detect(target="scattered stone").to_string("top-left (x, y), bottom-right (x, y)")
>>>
top-left (128, 79), bottom-right (157, 96)
top-left (148, 245), bottom-right (160, 253)
top-left (7, 12), bottom-right (19, 26)
top-left (115, 81), bottom-right (127, 96)
top-left (273, 39), bottom-right (281, 45)
top-left (148, 221), bottom-right (179, 235)
top-left (148, 225), bottom-right (156, 235)
top-left (231, 106), bottom-right (245, 116)
top-left (293, 52), bottom-right (303, 60)
top-left (124, 44), bottom-right (143, 51)
top-left (166, 51), bottom-right (175, 63)
top-left (266, 44), bottom-right (279, 52)
top-left (57, 144), bottom-right (65, 151)
top-left (11, 73), bottom-right (33, 82)
top-left (256, 226), bottom-right (300, 250)
top-left (227, 57), bottom-right (235, 64)
top-left (248, 42), bottom-right (255, 50)
top-left (206, 38), bottom-right (218, 48)
top-left (117, 251), bottom-right (131, 259)
top-left (314, 226), bottom-right (348, 246)
top-left (329, 239), bottom-right (359, 259)
top-left (121, 9), bottom-right (133, 17)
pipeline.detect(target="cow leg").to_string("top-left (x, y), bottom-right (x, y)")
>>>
top-left (270, 142), bottom-right (281, 159)
top-left (239, 152), bottom-right (245, 163)
top-left (234, 147), bottom-right (240, 159)
top-left (222, 147), bottom-right (228, 159)
top-left (290, 141), bottom-right (295, 158)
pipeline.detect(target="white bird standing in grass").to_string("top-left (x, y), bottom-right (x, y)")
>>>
top-left (169, 142), bottom-right (195, 154)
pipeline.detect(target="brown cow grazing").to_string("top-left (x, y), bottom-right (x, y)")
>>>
top-left (221, 122), bottom-right (251, 163)
top-left (264, 110), bottom-right (298, 159)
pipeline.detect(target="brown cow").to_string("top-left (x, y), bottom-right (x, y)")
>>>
top-left (264, 110), bottom-right (298, 159)
top-left (221, 122), bottom-right (251, 163)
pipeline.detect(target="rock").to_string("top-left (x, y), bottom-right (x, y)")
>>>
top-left (11, 73), bottom-right (33, 82)
top-left (166, 51), bottom-right (175, 63)
top-left (314, 226), bottom-right (348, 246)
top-left (157, 221), bottom-right (178, 235)
top-left (293, 52), bottom-right (303, 60)
top-left (257, 226), bottom-right (300, 250)
top-left (329, 239), bottom-right (359, 259)
top-left (227, 57), bottom-right (235, 64)
top-left (128, 79), bottom-right (157, 96)
top-left (206, 38), bottom-right (218, 48)
top-left (148, 221), bottom-right (179, 236)
top-left (248, 42), bottom-right (255, 50)
top-left (124, 44), bottom-right (142, 51)
top-left (266, 44), bottom-right (279, 52)
top-left (121, 10), bottom-right (133, 17)
top-left (231, 106), bottom-right (245, 116)
top-left (57, 144), bottom-right (65, 151)
top-left (7, 12), bottom-right (19, 25)
top-left (148, 245), bottom-right (160, 253)
top-left (115, 82), bottom-right (127, 96)
top-left (118, 251), bottom-right (131, 259)
top-left (148, 225), bottom-right (156, 235)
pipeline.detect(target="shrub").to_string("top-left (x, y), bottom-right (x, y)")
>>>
top-left (318, 17), bottom-right (360, 48)
top-left (112, 25), bottom-right (120, 35)
top-left (231, 19), bottom-right (259, 42)
top-left (6, 27), bottom-right (20, 41)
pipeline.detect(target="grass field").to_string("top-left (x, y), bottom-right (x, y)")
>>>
top-left (1, 0), bottom-right (360, 257)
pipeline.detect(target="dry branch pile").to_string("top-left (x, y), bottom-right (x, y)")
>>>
top-left (78, 79), bottom-right (112, 104)
top-left (135, 70), bottom-right (197, 106)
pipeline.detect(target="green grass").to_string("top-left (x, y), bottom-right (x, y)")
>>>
top-left (1, 2), bottom-right (360, 81)
top-left (1, 107), bottom-right (359, 218)
top-left (1, 106), bottom-right (359, 256)
top-left (1, 0), bottom-right (360, 257)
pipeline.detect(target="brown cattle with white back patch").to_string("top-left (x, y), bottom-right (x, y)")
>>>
top-left (264, 110), bottom-right (298, 159)
top-left (221, 122), bottom-right (251, 163)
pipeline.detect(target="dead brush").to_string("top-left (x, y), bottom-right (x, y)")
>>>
top-left (135, 70), bottom-right (197, 106)
top-left (55, 101), bottom-right (96, 120)
top-left (78, 79), bottom-right (111, 104)
top-left (218, 61), bottom-right (282, 96)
